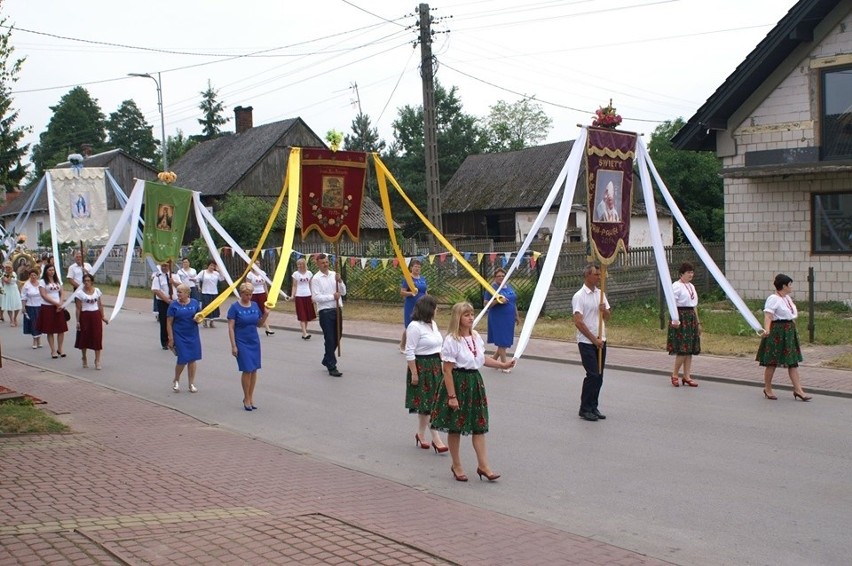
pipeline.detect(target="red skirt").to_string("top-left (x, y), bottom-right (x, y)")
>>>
top-left (37, 305), bottom-right (68, 334)
top-left (294, 296), bottom-right (316, 322)
top-left (75, 310), bottom-right (104, 350)
top-left (251, 292), bottom-right (268, 312)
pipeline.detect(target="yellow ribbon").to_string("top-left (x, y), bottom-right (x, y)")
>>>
top-left (194, 149), bottom-right (298, 322)
top-left (265, 148), bottom-right (301, 309)
top-left (373, 154), bottom-right (501, 300)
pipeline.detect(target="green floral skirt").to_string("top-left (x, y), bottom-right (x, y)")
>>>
top-left (405, 353), bottom-right (441, 415)
top-left (667, 307), bottom-right (701, 355)
top-left (431, 368), bottom-right (489, 435)
top-left (756, 320), bottom-right (802, 368)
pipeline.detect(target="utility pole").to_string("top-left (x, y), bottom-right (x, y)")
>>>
top-left (417, 3), bottom-right (443, 235)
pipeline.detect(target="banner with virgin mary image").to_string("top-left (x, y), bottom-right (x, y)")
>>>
top-left (142, 181), bottom-right (192, 262)
top-left (300, 148), bottom-right (367, 242)
top-left (585, 127), bottom-right (637, 265)
top-left (49, 167), bottom-right (110, 243)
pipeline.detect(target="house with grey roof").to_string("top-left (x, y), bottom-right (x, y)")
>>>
top-left (172, 107), bottom-right (392, 242)
top-left (672, 0), bottom-right (851, 302)
top-left (441, 140), bottom-right (673, 247)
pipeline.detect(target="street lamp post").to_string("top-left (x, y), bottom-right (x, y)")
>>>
top-left (128, 72), bottom-right (167, 171)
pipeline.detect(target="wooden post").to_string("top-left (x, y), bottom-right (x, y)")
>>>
top-left (335, 240), bottom-right (342, 358)
top-left (598, 264), bottom-right (607, 373)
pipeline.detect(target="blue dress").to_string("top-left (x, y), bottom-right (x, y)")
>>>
top-left (402, 275), bottom-right (428, 327)
top-left (167, 299), bottom-right (202, 364)
top-left (485, 283), bottom-right (517, 348)
top-left (228, 301), bottom-right (262, 372)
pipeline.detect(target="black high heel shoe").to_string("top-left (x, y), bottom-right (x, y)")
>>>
top-left (265, 330), bottom-right (275, 336)
top-left (476, 468), bottom-right (501, 482)
top-left (793, 391), bottom-right (812, 402)
top-left (763, 389), bottom-right (777, 400)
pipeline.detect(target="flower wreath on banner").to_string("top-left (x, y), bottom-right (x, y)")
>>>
top-left (592, 99), bottom-right (622, 129)
top-left (307, 191), bottom-right (354, 229)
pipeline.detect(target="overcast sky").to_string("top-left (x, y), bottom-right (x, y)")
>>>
top-left (6, 0), bottom-right (794, 165)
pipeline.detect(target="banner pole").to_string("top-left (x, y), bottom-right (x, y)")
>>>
top-left (598, 264), bottom-right (607, 373)
top-left (335, 239), bottom-right (342, 358)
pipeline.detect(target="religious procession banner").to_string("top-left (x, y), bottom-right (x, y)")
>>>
top-left (300, 149), bottom-right (367, 242)
top-left (49, 167), bottom-right (110, 243)
top-left (142, 182), bottom-right (192, 262)
top-left (585, 127), bottom-right (637, 264)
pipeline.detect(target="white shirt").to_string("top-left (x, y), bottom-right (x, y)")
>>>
top-left (21, 280), bottom-right (44, 307)
top-left (764, 293), bottom-right (797, 320)
top-left (247, 270), bottom-right (266, 294)
top-left (151, 271), bottom-right (181, 300)
top-left (177, 267), bottom-right (198, 288)
top-left (572, 284), bottom-right (610, 344)
top-left (441, 332), bottom-right (485, 370)
top-left (198, 269), bottom-right (224, 294)
top-left (292, 270), bottom-right (313, 297)
top-left (311, 270), bottom-right (346, 311)
top-left (73, 287), bottom-right (102, 312)
top-left (66, 262), bottom-right (92, 287)
top-left (404, 320), bottom-right (443, 360)
top-left (39, 280), bottom-right (62, 304)
top-left (672, 280), bottom-right (698, 308)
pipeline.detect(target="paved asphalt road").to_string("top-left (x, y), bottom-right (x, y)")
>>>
top-left (4, 308), bottom-right (851, 566)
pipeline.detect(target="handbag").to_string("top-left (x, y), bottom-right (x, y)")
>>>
top-left (63, 310), bottom-right (71, 322)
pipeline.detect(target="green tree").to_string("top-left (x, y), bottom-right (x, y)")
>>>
top-left (105, 99), bottom-right (157, 162)
top-left (30, 86), bottom-right (106, 177)
top-left (197, 80), bottom-right (229, 141)
top-left (214, 193), bottom-right (275, 248)
top-left (344, 112), bottom-right (386, 198)
top-left (160, 129), bottom-right (198, 167)
top-left (648, 118), bottom-right (724, 242)
top-left (383, 82), bottom-right (488, 233)
top-left (0, 8), bottom-right (30, 192)
top-left (484, 97), bottom-right (552, 151)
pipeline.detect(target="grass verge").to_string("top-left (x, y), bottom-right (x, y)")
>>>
top-left (0, 399), bottom-right (70, 434)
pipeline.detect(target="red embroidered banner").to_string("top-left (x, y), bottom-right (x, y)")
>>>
top-left (300, 149), bottom-right (367, 242)
top-left (586, 127), bottom-right (637, 264)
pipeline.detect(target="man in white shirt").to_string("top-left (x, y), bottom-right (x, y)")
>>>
top-left (572, 264), bottom-right (611, 422)
top-left (151, 260), bottom-right (181, 350)
top-left (66, 251), bottom-right (93, 290)
top-left (311, 253), bottom-right (346, 377)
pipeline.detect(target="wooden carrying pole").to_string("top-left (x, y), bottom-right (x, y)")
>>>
top-left (335, 240), bottom-right (342, 357)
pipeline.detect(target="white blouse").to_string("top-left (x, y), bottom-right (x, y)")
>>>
top-left (198, 269), bottom-right (224, 294)
top-left (73, 287), bottom-right (103, 312)
top-left (764, 293), bottom-right (797, 321)
top-left (39, 280), bottom-right (62, 304)
top-left (247, 270), bottom-right (266, 294)
top-left (177, 267), bottom-right (198, 288)
top-left (291, 270), bottom-right (313, 297)
top-left (441, 332), bottom-right (485, 370)
top-left (404, 320), bottom-right (443, 360)
top-left (21, 281), bottom-right (44, 307)
top-left (672, 280), bottom-right (698, 308)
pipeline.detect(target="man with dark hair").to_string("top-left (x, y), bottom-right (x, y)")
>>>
top-left (572, 264), bottom-right (611, 421)
top-left (311, 254), bottom-right (346, 377)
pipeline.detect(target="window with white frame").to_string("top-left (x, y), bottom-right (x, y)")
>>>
top-left (812, 192), bottom-right (852, 254)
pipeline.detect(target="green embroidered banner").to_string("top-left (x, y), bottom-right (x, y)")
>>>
top-left (143, 182), bottom-right (192, 262)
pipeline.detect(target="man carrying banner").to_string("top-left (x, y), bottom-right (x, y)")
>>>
top-left (66, 251), bottom-right (92, 291)
top-left (152, 261), bottom-right (181, 350)
top-left (572, 264), bottom-right (611, 422)
top-left (311, 254), bottom-right (346, 377)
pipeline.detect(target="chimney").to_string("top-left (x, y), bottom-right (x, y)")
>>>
top-left (80, 143), bottom-right (93, 157)
top-left (234, 106), bottom-right (253, 134)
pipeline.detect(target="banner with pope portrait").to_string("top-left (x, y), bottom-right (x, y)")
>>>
top-left (585, 126), bottom-right (637, 264)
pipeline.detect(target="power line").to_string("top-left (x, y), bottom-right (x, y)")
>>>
top-left (339, 0), bottom-right (409, 27)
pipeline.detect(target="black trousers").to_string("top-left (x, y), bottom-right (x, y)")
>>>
top-left (578, 341), bottom-right (606, 412)
top-left (318, 308), bottom-right (342, 370)
top-left (157, 299), bottom-right (169, 348)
